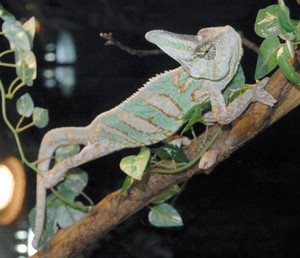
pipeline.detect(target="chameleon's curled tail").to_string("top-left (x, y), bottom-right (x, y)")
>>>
top-left (32, 126), bottom-right (87, 249)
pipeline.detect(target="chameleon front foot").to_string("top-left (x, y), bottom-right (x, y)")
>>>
top-left (251, 77), bottom-right (277, 106)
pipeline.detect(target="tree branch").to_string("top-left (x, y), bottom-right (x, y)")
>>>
top-left (100, 32), bottom-right (163, 56)
top-left (31, 53), bottom-right (300, 258)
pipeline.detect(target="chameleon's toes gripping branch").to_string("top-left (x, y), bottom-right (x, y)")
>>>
top-left (251, 77), bottom-right (277, 107)
top-left (198, 149), bottom-right (219, 169)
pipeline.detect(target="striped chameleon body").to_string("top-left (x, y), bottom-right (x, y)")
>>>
top-left (32, 26), bottom-right (276, 249)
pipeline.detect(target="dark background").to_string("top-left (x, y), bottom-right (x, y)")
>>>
top-left (0, 0), bottom-right (300, 257)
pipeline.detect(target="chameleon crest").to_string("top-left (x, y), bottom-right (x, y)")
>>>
top-left (32, 26), bottom-right (276, 249)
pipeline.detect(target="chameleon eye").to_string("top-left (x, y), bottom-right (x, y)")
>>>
top-left (196, 42), bottom-right (216, 60)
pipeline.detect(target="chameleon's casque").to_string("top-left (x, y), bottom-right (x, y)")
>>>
top-left (32, 26), bottom-right (276, 249)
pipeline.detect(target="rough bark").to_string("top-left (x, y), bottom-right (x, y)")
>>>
top-left (31, 54), bottom-right (300, 258)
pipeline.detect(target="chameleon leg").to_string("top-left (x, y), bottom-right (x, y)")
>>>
top-left (42, 140), bottom-right (119, 188)
top-left (33, 126), bottom-right (88, 249)
top-left (206, 78), bottom-right (276, 125)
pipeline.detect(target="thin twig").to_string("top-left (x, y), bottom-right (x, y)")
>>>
top-left (100, 32), bottom-right (163, 56)
top-left (238, 31), bottom-right (260, 54)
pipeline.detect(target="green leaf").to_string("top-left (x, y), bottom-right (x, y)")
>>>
top-left (56, 168), bottom-right (88, 200)
top-left (22, 17), bottom-right (35, 49)
top-left (181, 101), bottom-right (209, 134)
top-left (223, 65), bottom-right (245, 101)
top-left (33, 107), bottom-right (49, 128)
top-left (15, 50), bottom-right (37, 86)
top-left (56, 201), bottom-right (86, 228)
top-left (0, 4), bottom-right (16, 23)
top-left (255, 37), bottom-right (281, 79)
top-left (291, 19), bottom-right (300, 41)
top-left (182, 100), bottom-right (209, 122)
top-left (2, 20), bottom-right (31, 51)
top-left (16, 93), bottom-right (34, 117)
top-left (151, 185), bottom-right (181, 204)
top-left (277, 0), bottom-right (295, 37)
top-left (226, 65), bottom-right (245, 92)
top-left (119, 147), bottom-right (150, 180)
top-left (55, 144), bottom-right (81, 162)
top-left (155, 144), bottom-right (189, 163)
top-left (255, 5), bottom-right (281, 38)
top-left (277, 45), bottom-right (300, 85)
top-left (120, 175), bottom-right (134, 194)
top-left (149, 203), bottom-right (183, 227)
top-left (29, 206), bottom-right (57, 250)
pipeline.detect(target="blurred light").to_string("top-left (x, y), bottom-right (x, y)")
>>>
top-left (0, 157), bottom-right (26, 225)
top-left (27, 228), bottom-right (37, 256)
top-left (15, 230), bottom-right (28, 240)
top-left (44, 52), bottom-right (56, 62)
top-left (45, 43), bottom-right (56, 52)
top-left (43, 69), bottom-right (55, 78)
top-left (44, 78), bottom-right (56, 88)
top-left (56, 31), bottom-right (77, 64)
top-left (55, 66), bottom-right (76, 96)
top-left (0, 165), bottom-right (15, 210)
top-left (15, 244), bottom-right (27, 253)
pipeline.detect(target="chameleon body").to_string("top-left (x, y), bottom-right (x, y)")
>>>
top-left (32, 26), bottom-right (276, 249)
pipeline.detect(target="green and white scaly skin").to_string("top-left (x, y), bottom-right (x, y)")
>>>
top-left (32, 26), bottom-right (276, 249)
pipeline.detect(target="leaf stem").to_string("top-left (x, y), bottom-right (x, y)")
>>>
top-left (149, 125), bottom-right (222, 174)
top-left (8, 80), bottom-right (24, 98)
top-left (6, 77), bottom-right (20, 98)
top-left (16, 120), bottom-right (35, 133)
top-left (51, 188), bottom-right (90, 212)
top-left (0, 61), bottom-right (17, 68)
top-left (80, 191), bottom-right (94, 206)
top-left (0, 48), bottom-right (14, 58)
top-left (15, 115), bottom-right (24, 130)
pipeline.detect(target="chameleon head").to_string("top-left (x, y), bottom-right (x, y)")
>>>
top-left (145, 25), bottom-right (242, 81)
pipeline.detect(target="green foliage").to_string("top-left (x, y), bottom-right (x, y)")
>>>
top-left (148, 203), bottom-right (183, 227)
top-left (120, 175), bottom-right (134, 194)
top-left (255, 37), bottom-right (281, 79)
top-left (15, 50), bottom-right (37, 86)
top-left (154, 144), bottom-right (189, 163)
top-left (277, 44), bottom-right (300, 84)
top-left (55, 144), bottom-right (81, 162)
top-left (0, 5), bottom-right (48, 132)
top-left (255, 5), bottom-right (281, 38)
top-left (1, 10), bottom-right (37, 86)
top-left (222, 65), bottom-right (245, 102)
top-left (16, 93), bottom-right (34, 117)
top-left (33, 107), bottom-right (49, 128)
top-left (56, 168), bottom-right (88, 198)
top-left (226, 65), bottom-right (245, 92)
top-left (0, 6), bottom-right (84, 250)
top-left (181, 102), bottom-right (208, 134)
top-left (0, 4), bottom-right (15, 22)
top-left (120, 147), bottom-right (150, 180)
top-left (56, 201), bottom-right (86, 228)
top-left (29, 168), bottom-right (89, 249)
top-left (254, 0), bottom-right (300, 84)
